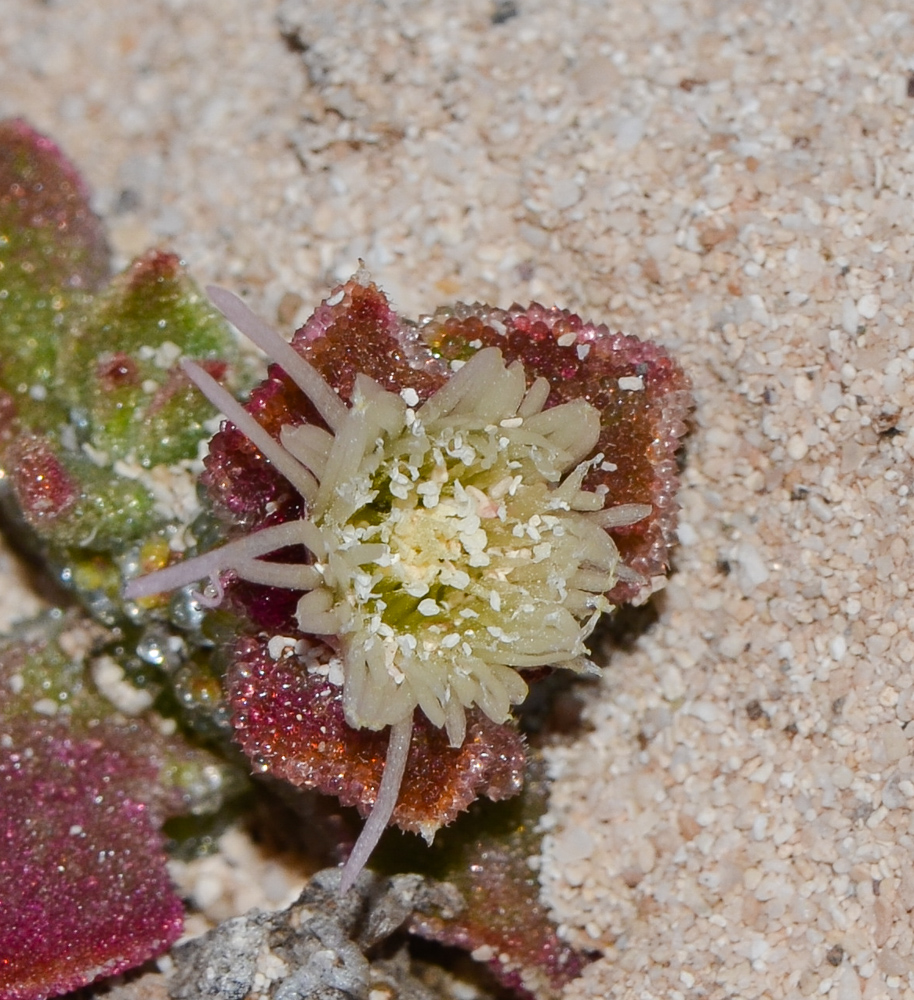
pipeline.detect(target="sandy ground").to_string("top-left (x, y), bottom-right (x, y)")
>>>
top-left (3, 1), bottom-right (914, 997)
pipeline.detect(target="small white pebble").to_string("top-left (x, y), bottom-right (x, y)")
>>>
top-left (733, 541), bottom-right (769, 592)
top-left (856, 293), bottom-right (880, 319)
top-left (787, 434), bottom-right (808, 461)
top-left (678, 522), bottom-right (698, 545)
top-left (92, 656), bottom-right (155, 714)
top-left (660, 665), bottom-right (685, 701)
top-left (842, 298), bottom-right (859, 334)
top-left (618, 375), bottom-right (644, 391)
top-left (552, 826), bottom-right (594, 863)
top-left (830, 635), bottom-right (847, 660)
top-left (192, 872), bottom-right (224, 910)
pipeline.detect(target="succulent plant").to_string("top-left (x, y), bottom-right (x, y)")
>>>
top-left (125, 272), bottom-right (690, 889)
top-left (0, 118), bottom-right (691, 999)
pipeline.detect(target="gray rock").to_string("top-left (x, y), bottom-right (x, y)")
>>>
top-left (168, 868), bottom-right (463, 1000)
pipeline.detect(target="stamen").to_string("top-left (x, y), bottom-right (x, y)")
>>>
top-left (522, 400), bottom-right (601, 465)
top-left (183, 360), bottom-right (319, 503)
top-left (206, 286), bottom-right (348, 432)
top-left (338, 713), bottom-right (414, 894)
top-left (295, 588), bottom-right (345, 634)
top-left (279, 424), bottom-right (335, 479)
top-left (615, 563), bottom-right (648, 585)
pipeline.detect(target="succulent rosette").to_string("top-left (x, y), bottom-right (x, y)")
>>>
top-left (126, 273), bottom-right (690, 885)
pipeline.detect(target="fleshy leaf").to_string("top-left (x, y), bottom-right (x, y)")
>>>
top-left (56, 249), bottom-right (241, 469)
top-left (0, 118), bottom-right (110, 431)
top-left (0, 613), bottom-right (242, 1000)
top-left (21, 249), bottom-right (243, 555)
top-left (227, 634), bottom-right (525, 841)
top-left (0, 718), bottom-right (184, 1000)
top-left (0, 122), bottom-right (245, 626)
top-left (382, 753), bottom-right (588, 999)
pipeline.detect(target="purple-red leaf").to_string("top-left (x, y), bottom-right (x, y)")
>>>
top-left (0, 718), bottom-right (183, 1000)
top-left (0, 613), bottom-right (239, 1000)
top-left (227, 634), bottom-right (525, 842)
top-left (406, 754), bottom-right (589, 999)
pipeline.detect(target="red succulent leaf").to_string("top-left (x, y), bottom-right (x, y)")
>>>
top-left (8, 433), bottom-right (78, 525)
top-left (227, 634), bottom-right (525, 840)
top-left (0, 612), bottom-right (241, 1000)
top-left (0, 718), bottom-right (183, 1000)
top-left (407, 755), bottom-right (589, 999)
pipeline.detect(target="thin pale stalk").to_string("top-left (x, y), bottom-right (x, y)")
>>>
top-left (207, 285), bottom-right (348, 432)
top-left (338, 714), bottom-right (414, 894)
top-left (183, 360), bottom-right (319, 503)
top-left (124, 518), bottom-right (323, 600)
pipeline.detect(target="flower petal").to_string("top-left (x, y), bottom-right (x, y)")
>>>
top-left (420, 302), bottom-right (691, 602)
top-left (202, 276), bottom-right (446, 531)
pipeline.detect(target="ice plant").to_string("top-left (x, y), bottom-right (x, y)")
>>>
top-left (2, 117), bottom-right (692, 997)
top-left (125, 279), bottom-right (688, 890)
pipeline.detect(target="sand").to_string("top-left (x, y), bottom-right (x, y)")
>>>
top-left (3, 1), bottom-right (914, 997)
